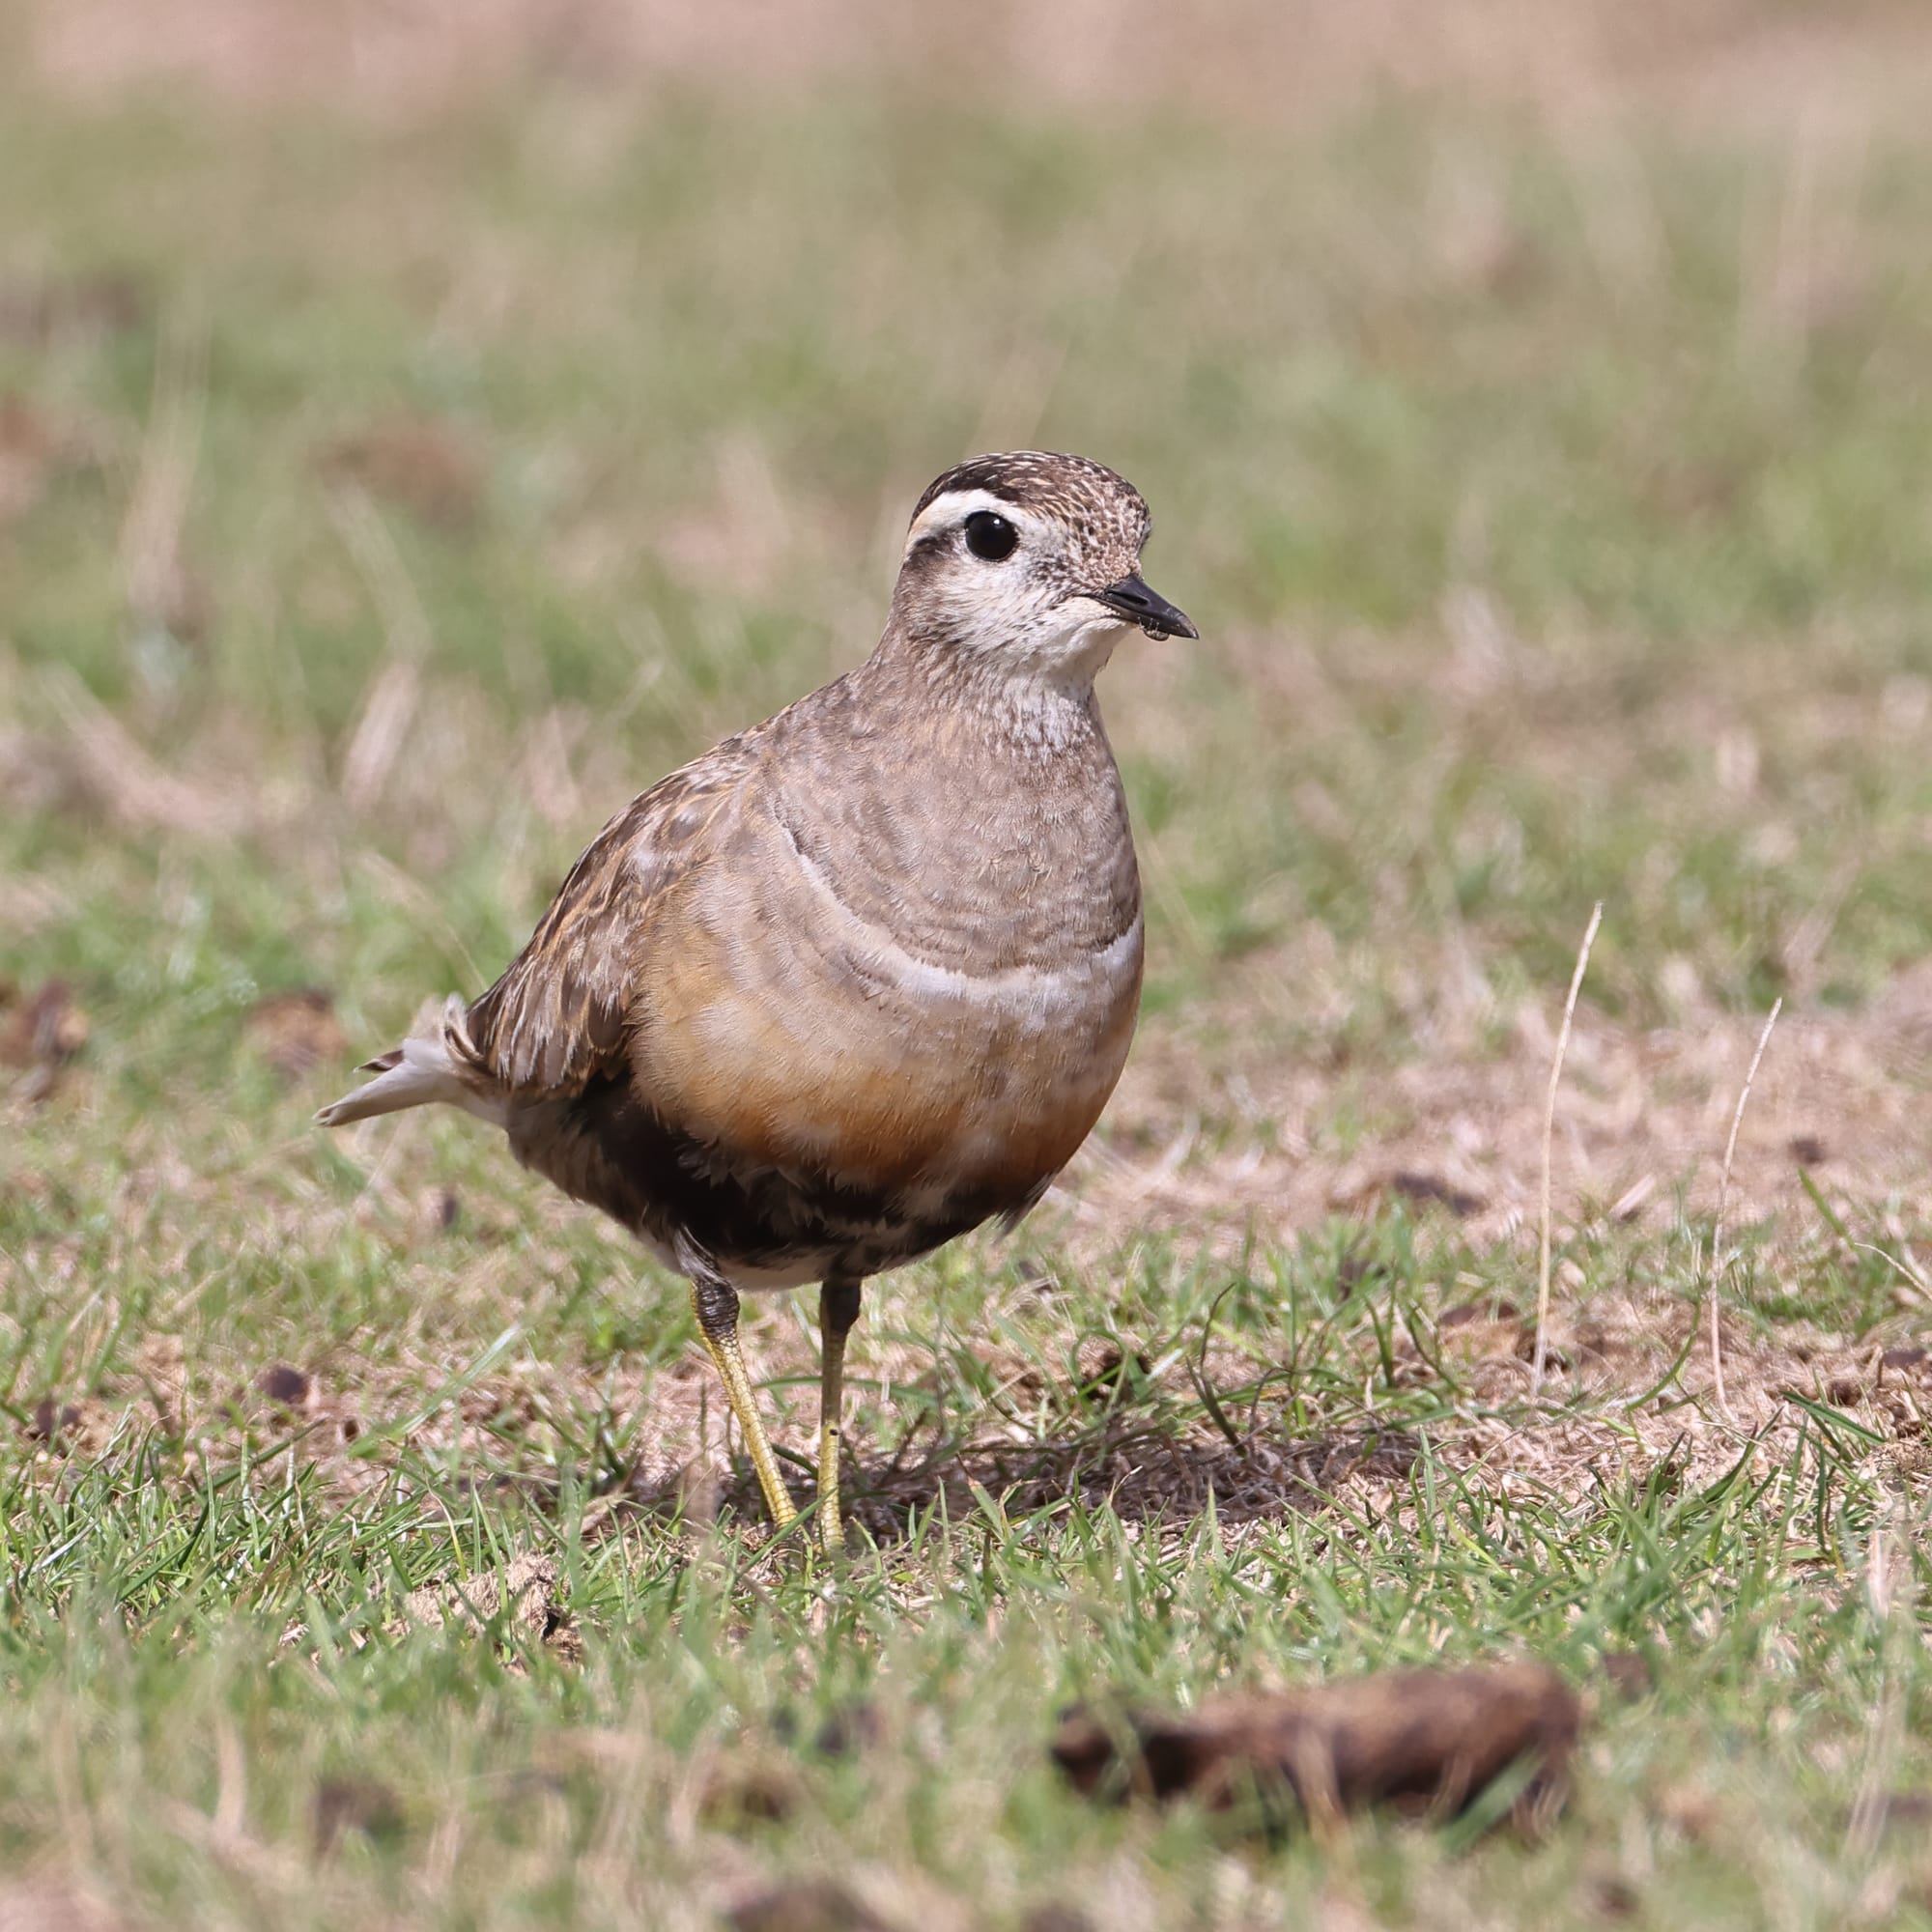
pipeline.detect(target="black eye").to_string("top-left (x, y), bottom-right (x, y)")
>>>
top-left (963, 510), bottom-right (1019, 561)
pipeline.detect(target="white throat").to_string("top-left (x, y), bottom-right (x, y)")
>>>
top-left (936, 591), bottom-right (1133, 692)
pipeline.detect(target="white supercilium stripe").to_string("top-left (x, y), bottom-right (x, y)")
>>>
top-left (901, 488), bottom-right (1040, 558)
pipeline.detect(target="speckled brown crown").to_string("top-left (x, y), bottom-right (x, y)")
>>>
top-left (911, 450), bottom-right (1151, 544)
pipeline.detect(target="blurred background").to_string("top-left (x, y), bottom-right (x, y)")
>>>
top-left (5, 0), bottom-right (1932, 1233)
top-left (6, 14), bottom-right (1932, 1921)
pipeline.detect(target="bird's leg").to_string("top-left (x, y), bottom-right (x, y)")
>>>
top-left (816, 1278), bottom-right (863, 1551)
top-left (689, 1268), bottom-right (795, 1531)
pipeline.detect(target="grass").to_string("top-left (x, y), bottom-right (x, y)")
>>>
top-left (6, 1217), bottom-right (1928, 1928)
top-left (4, 20), bottom-right (1932, 1928)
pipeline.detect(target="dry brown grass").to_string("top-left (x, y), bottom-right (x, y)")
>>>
top-left (1087, 967), bottom-right (1932, 1258)
top-left (20, 0), bottom-right (1932, 137)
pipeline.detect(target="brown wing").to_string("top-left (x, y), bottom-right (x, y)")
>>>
top-left (460, 731), bottom-right (762, 1100)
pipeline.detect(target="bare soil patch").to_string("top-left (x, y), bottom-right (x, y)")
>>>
top-left (1083, 966), bottom-right (1932, 1259)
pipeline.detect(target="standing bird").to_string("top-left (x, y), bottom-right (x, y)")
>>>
top-left (319, 450), bottom-right (1194, 1548)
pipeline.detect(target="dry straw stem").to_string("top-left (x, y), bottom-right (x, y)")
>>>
top-left (118, 309), bottom-right (205, 634)
top-left (1708, 997), bottom-right (1782, 1421)
top-left (1532, 900), bottom-right (1603, 1397)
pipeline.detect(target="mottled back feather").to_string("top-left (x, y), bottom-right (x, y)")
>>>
top-left (461, 724), bottom-right (769, 1097)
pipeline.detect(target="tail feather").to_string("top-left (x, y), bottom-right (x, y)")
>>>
top-left (316, 995), bottom-right (504, 1129)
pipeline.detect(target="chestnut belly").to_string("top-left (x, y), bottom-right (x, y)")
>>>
top-left (638, 899), bottom-right (1140, 1185)
top-left (506, 908), bottom-right (1143, 1285)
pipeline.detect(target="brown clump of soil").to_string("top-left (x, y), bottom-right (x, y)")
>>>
top-left (1053, 1660), bottom-right (1580, 1836)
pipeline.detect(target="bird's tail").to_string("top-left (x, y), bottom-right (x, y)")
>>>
top-left (315, 994), bottom-right (504, 1128)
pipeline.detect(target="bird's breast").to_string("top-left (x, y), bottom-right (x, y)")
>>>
top-left (628, 806), bottom-right (1143, 1198)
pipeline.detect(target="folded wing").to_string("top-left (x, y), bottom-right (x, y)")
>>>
top-left (317, 733), bottom-right (762, 1127)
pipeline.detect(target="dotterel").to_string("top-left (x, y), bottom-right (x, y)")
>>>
top-left (319, 449), bottom-right (1196, 1548)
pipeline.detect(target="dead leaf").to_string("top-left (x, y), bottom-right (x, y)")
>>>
top-left (244, 988), bottom-right (346, 1081)
top-left (1329, 1165), bottom-right (1485, 1219)
top-left (1, 980), bottom-right (89, 1067)
top-left (26, 1396), bottom-right (82, 1446)
top-left (1854, 1791), bottom-right (1932, 1835)
top-left (396, 1551), bottom-right (581, 1666)
top-left (1439, 1297), bottom-right (1520, 1330)
top-left (1588, 1874), bottom-right (1641, 1918)
top-left (810, 1701), bottom-right (883, 1759)
top-left (1072, 1344), bottom-right (1150, 1403)
top-left (1, 980), bottom-right (90, 1101)
top-left (700, 1757), bottom-right (799, 1829)
top-left (255, 1364), bottom-right (312, 1407)
top-left (1390, 1171), bottom-right (1486, 1217)
top-left (318, 417), bottom-right (485, 529)
top-left (0, 398), bottom-right (68, 525)
top-left (1051, 1661), bottom-right (1579, 1836)
top-left (725, 1881), bottom-right (898, 1932)
top-left (312, 1776), bottom-right (404, 1856)
top-left (0, 271), bottom-right (146, 345)
top-left (1599, 1653), bottom-right (1655, 1703)
top-left (770, 1699), bottom-right (883, 1762)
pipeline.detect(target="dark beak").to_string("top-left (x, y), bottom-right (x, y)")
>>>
top-left (1093, 574), bottom-right (1198, 641)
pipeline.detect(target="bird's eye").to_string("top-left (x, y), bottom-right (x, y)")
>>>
top-left (963, 510), bottom-right (1019, 561)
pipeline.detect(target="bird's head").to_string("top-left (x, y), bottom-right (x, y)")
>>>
top-left (890, 450), bottom-right (1195, 688)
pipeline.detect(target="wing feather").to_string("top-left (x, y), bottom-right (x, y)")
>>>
top-left (461, 733), bottom-right (759, 1101)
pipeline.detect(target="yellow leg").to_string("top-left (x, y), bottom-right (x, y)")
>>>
top-left (817, 1280), bottom-right (863, 1552)
top-left (690, 1274), bottom-right (795, 1531)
